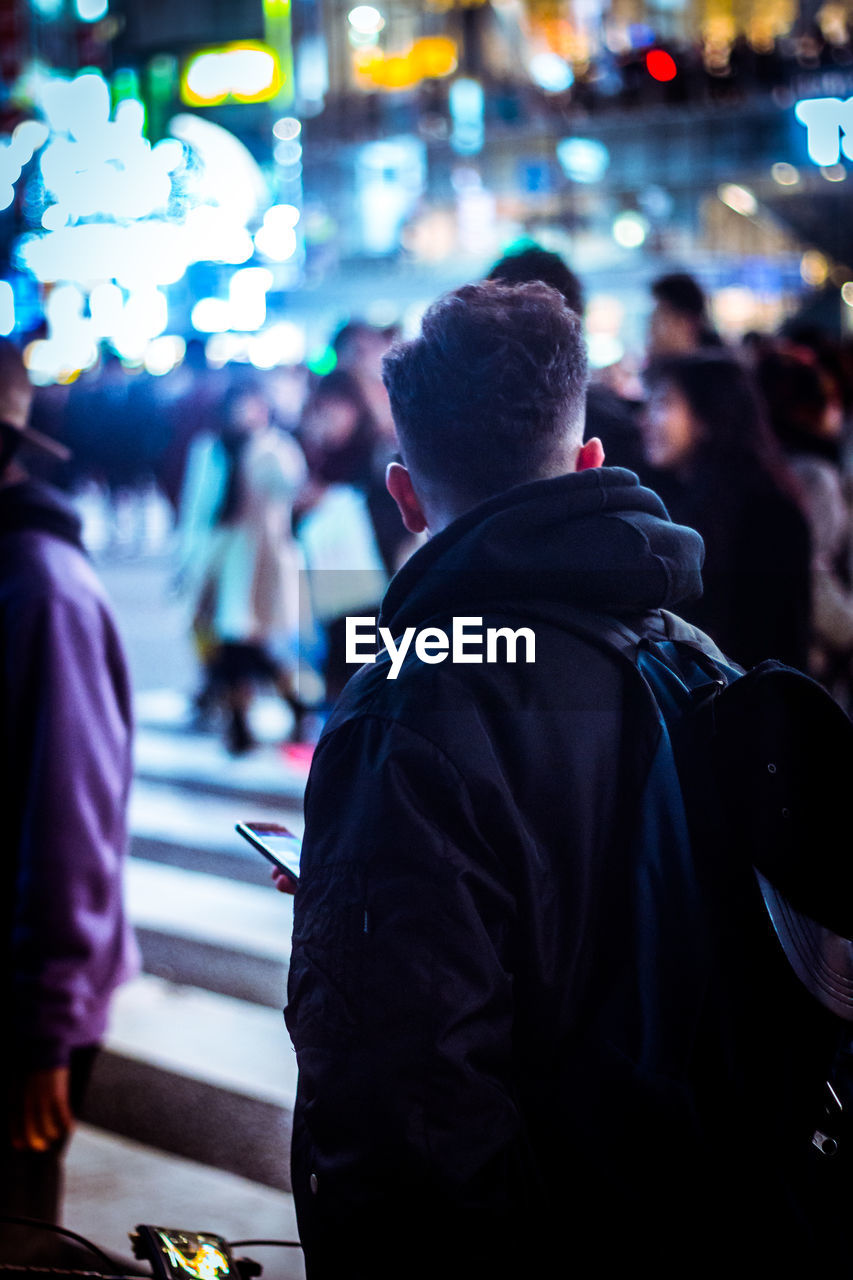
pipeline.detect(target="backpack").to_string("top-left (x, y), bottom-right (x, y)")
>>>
top-left (561, 604), bottom-right (853, 1161)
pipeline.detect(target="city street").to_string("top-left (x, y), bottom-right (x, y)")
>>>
top-left (3, 0), bottom-right (852, 1266)
top-left (64, 543), bottom-right (309, 1280)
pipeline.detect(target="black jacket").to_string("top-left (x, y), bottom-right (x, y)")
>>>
top-left (285, 467), bottom-right (842, 1277)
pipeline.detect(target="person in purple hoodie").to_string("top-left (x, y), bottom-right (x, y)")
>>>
top-left (0, 340), bottom-right (139, 1262)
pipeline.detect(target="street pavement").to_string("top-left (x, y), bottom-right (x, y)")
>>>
top-left (63, 547), bottom-right (311, 1280)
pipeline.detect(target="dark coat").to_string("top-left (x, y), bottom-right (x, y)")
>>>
top-left (285, 467), bottom-right (842, 1278)
top-left (645, 460), bottom-right (812, 672)
top-left (0, 480), bottom-right (138, 1071)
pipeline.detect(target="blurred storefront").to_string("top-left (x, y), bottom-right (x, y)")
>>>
top-left (1, 0), bottom-right (852, 381)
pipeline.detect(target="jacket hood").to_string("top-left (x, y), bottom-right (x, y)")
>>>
top-left (0, 478), bottom-right (85, 551)
top-left (379, 467), bottom-right (704, 634)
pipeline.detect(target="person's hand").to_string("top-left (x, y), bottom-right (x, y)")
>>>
top-left (10, 1066), bottom-right (74, 1152)
top-left (271, 867), bottom-right (297, 896)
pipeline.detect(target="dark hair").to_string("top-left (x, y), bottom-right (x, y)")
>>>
top-left (331, 320), bottom-right (395, 360)
top-left (644, 351), bottom-right (796, 491)
top-left (754, 347), bottom-right (833, 452)
top-left (488, 245), bottom-right (585, 317)
top-left (651, 272), bottom-right (707, 319)
top-left (299, 368), bottom-right (377, 486)
top-left (382, 280), bottom-right (588, 505)
top-left (308, 367), bottom-right (370, 409)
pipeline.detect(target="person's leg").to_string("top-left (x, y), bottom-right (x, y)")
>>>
top-left (0, 1047), bottom-right (99, 1266)
top-left (274, 667), bottom-right (313, 742)
top-left (223, 679), bottom-right (256, 754)
top-left (210, 644), bottom-right (257, 754)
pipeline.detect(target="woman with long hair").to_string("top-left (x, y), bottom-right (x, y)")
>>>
top-left (293, 368), bottom-right (391, 708)
top-left (756, 346), bottom-right (853, 706)
top-left (177, 373), bottom-right (309, 753)
top-left (641, 351), bottom-right (811, 671)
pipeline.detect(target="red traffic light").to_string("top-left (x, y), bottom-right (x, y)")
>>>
top-left (646, 49), bottom-right (677, 82)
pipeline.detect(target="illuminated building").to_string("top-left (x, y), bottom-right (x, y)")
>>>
top-left (1, 0), bottom-right (852, 373)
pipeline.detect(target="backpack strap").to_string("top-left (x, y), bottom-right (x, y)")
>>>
top-left (552, 604), bottom-right (736, 703)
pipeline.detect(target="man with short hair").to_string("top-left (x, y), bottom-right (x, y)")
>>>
top-left (0, 340), bottom-right (138, 1262)
top-left (488, 241), bottom-right (648, 473)
top-left (284, 283), bottom-right (841, 1277)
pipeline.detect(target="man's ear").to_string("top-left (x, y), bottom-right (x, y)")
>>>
top-left (576, 436), bottom-right (605, 472)
top-left (386, 461), bottom-right (428, 534)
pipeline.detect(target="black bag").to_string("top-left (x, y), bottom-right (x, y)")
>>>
top-left (562, 606), bottom-right (853, 1155)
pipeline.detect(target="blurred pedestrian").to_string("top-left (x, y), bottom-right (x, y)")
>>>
top-left (176, 372), bottom-right (309, 753)
top-left (156, 339), bottom-right (227, 516)
top-left (647, 271), bottom-right (722, 359)
top-left (757, 345), bottom-right (853, 707)
top-left (641, 350), bottom-right (812, 670)
top-left (330, 320), bottom-right (417, 570)
top-left (488, 243), bottom-right (648, 473)
top-left (0, 340), bottom-right (139, 1263)
top-left (331, 320), bottom-right (399, 447)
top-left (294, 368), bottom-right (391, 707)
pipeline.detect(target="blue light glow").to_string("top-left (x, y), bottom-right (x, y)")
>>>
top-left (75, 0), bottom-right (109, 21)
top-left (794, 96), bottom-right (853, 166)
top-left (556, 137), bottom-right (610, 184)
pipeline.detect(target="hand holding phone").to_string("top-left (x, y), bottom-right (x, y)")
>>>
top-left (235, 821), bottom-right (301, 890)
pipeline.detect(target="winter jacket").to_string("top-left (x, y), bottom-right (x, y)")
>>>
top-left (0, 479), bottom-right (139, 1071)
top-left (285, 466), bottom-right (843, 1278)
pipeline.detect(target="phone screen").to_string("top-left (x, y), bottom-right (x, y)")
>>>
top-left (149, 1229), bottom-right (232, 1280)
top-left (236, 822), bottom-right (301, 885)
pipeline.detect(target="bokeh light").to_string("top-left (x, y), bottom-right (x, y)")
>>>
top-left (646, 50), bottom-right (677, 82)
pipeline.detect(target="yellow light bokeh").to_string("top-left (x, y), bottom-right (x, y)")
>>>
top-left (354, 36), bottom-right (459, 90)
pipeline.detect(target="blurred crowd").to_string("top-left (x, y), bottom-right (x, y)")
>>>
top-left (21, 250), bottom-right (853, 751)
top-left (26, 318), bottom-right (423, 754)
top-left (625, 268), bottom-right (853, 715)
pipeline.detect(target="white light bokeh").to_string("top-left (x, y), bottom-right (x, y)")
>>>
top-left (612, 211), bottom-right (649, 247)
top-left (0, 282), bottom-right (14, 337)
top-left (145, 335), bottom-right (187, 376)
top-left (771, 161), bottom-right (800, 186)
top-left (185, 48), bottom-right (278, 102)
top-left (528, 51), bottom-right (574, 93)
top-left (556, 137), bottom-right (610, 184)
top-left (717, 183), bottom-right (758, 216)
top-left (255, 204), bottom-right (300, 262)
top-left (348, 6), bottom-right (385, 35)
top-left (75, 0), bottom-right (109, 21)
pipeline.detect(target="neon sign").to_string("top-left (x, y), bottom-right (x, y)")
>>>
top-left (794, 97), bottom-right (853, 166)
top-left (181, 43), bottom-right (282, 106)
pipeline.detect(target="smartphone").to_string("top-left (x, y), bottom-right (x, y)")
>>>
top-left (235, 821), bottom-right (301, 887)
top-left (133, 1225), bottom-right (234, 1280)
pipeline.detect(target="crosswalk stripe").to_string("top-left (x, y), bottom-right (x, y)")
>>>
top-left (127, 859), bottom-right (293, 961)
top-left (105, 974), bottom-right (297, 1108)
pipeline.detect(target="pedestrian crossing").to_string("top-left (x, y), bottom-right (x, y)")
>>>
top-left (66, 1126), bottom-right (302, 1280)
top-left (126, 859), bottom-right (295, 961)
